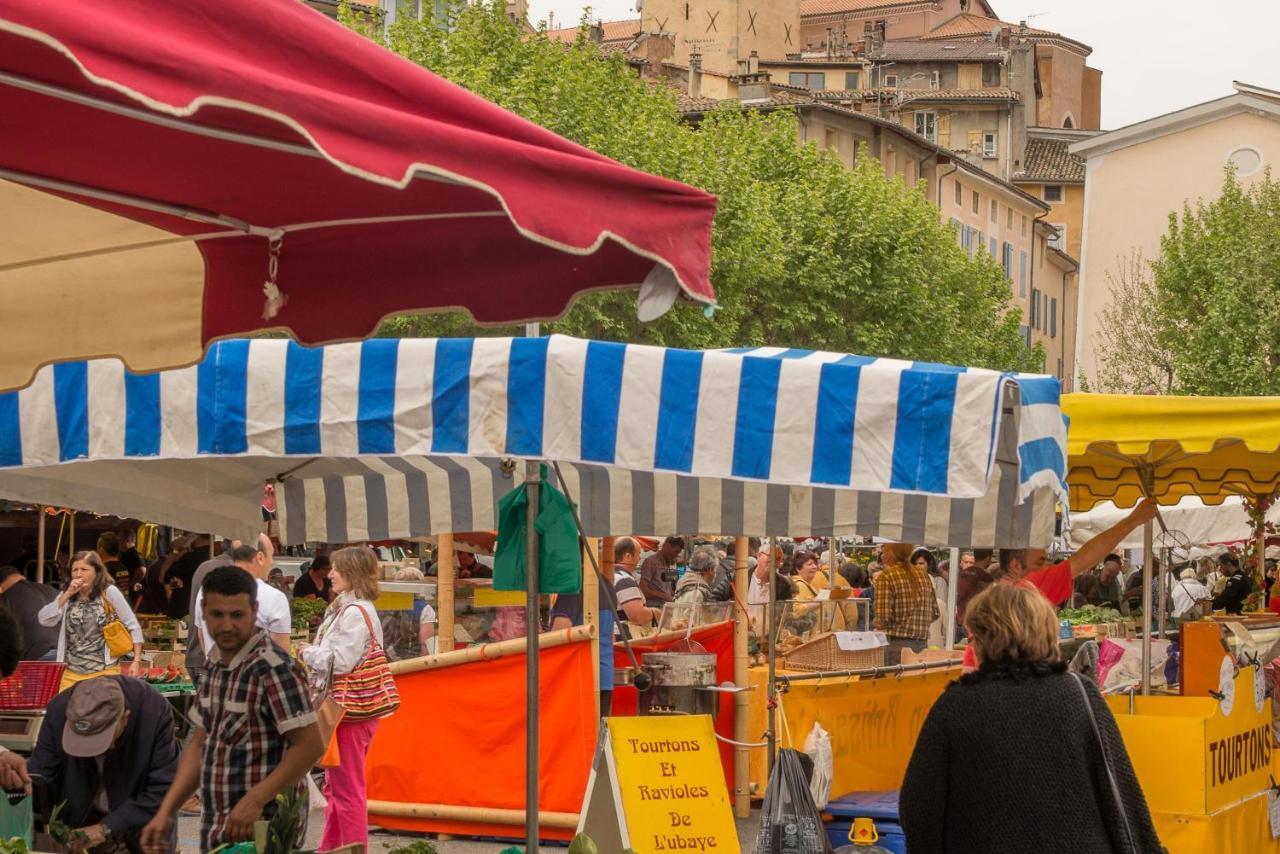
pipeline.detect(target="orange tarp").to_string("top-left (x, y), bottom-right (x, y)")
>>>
top-left (366, 637), bottom-right (596, 841)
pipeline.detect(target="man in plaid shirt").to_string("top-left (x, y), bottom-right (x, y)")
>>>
top-left (873, 543), bottom-right (940, 664)
top-left (142, 566), bottom-right (324, 852)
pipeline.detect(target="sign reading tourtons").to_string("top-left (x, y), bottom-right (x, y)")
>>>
top-left (578, 715), bottom-right (740, 853)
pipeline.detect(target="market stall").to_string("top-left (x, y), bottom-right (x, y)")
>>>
top-left (0, 337), bottom-right (1069, 841)
top-left (1063, 392), bottom-right (1280, 852)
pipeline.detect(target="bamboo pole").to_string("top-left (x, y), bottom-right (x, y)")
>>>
top-left (366, 801), bottom-right (579, 830)
top-left (389, 626), bottom-right (593, 675)
top-left (732, 536), bottom-right (750, 818)
top-left (582, 537), bottom-right (600, 722)
top-left (437, 532), bottom-right (455, 653)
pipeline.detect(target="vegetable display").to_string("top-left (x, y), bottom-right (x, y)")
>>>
top-left (1057, 605), bottom-right (1122, 625)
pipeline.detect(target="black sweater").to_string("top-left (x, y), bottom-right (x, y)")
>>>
top-left (900, 661), bottom-right (1165, 854)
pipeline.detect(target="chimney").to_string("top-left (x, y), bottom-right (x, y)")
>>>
top-left (590, 19), bottom-right (604, 45)
top-left (689, 50), bottom-right (703, 99)
top-left (748, 50), bottom-right (759, 75)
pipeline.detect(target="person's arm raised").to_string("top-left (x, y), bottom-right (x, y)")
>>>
top-left (1068, 498), bottom-right (1159, 577)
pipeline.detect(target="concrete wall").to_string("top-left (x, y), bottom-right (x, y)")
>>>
top-left (1032, 242), bottom-right (1077, 385)
top-left (764, 62), bottom-right (866, 92)
top-left (1082, 67), bottom-right (1102, 130)
top-left (643, 0), bottom-right (801, 73)
top-left (1074, 110), bottom-right (1280, 384)
top-left (1012, 181), bottom-right (1085, 261)
top-left (799, 0), bottom-right (974, 50)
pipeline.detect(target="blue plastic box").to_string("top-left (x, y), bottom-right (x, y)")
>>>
top-left (825, 790), bottom-right (906, 854)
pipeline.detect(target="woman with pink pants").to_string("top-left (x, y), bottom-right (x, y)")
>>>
top-left (299, 547), bottom-right (395, 850)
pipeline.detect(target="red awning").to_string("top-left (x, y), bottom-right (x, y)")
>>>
top-left (0, 0), bottom-right (716, 389)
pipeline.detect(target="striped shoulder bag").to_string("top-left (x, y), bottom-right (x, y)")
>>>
top-left (330, 603), bottom-right (401, 721)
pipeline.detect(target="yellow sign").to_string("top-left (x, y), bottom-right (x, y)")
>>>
top-left (473, 587), bottom-right (526, 608)
top-left (578, 716), bottom-right (740, 854)
top-left (1203, 665), bottom-right (1273, 811)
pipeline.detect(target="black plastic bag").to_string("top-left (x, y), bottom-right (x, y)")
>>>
top-left (754, 748), bottom-right (834, 854)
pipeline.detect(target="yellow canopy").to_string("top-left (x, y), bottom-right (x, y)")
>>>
top-left (1062, 393), bottom-right (1280, 511)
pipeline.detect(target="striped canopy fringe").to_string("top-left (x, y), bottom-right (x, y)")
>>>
top-left (0, 337), bottom-right (1066, 547)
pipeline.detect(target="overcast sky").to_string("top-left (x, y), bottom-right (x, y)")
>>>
top-left (526, 1), bottom-right (1280, 130)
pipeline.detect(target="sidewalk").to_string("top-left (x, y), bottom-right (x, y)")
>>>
top-left (177, 811), bottom-right (763, 852)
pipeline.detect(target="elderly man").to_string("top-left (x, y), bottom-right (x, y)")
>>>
top-left (22, 677), bottom-right (179, 852)
top-left (673, 547), bottom-right (719, 607)
top-left (1073, 553), bottom-right (1124, 609)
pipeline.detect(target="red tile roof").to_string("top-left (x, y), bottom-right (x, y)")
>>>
top-left (1015, 136), bottom-right (1086, 182)
top-left (801, 0), bottom-right (937, 16)
top-left (895, 87), bottom-right (1021, 102)
top-left (922, 13), bottom-right (1092, 54)
top-left (545, 18), bottom-right (640, 45)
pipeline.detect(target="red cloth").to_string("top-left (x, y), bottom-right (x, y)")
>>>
top-left (962, 560), bottom-right (1073, 668)
top-left (611, 622), bottom-right (736, 793)
top-left (0, 0), bottom-right (716, 359)
top-left (1269, 594), bottom-right (1280, 615)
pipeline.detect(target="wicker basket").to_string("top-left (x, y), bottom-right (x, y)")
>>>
top-left (783, 632), bottom-right (887, 673)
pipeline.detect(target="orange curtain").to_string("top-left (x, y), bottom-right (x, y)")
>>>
top-left (366, 638), bottom-right (596, 841)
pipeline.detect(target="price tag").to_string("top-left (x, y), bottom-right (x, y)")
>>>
top-left (835, 631), bottom-right (888, 652)
top-left (1268, 789), bottom-right (1280, 838)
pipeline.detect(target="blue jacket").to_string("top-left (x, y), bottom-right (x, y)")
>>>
top-left (28, 676), bottom-right (178, 852)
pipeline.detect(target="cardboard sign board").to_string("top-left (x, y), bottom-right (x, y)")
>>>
top-left (579, 715), bottom-right (740, 853)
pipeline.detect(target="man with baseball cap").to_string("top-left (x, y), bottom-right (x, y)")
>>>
top-left (26, 677), bottom-right (179, 852)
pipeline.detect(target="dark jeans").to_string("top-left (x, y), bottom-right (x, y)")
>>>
top-left (885, 637), bottom-right (927, 665)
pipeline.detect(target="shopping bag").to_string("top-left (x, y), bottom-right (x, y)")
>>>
top-left (802, 722), bottom-right (834, 810)
top-left (754, 748), bottom-right (834, 854)
top-left (0, 792), bottom-right (31, 845)
top-left (316, 696), bottom-right (345, 768)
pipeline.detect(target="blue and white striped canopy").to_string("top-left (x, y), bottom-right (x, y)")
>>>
top-left (0, 336), bottom-right (1067, 545)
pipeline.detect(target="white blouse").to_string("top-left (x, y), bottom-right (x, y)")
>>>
top-left (37, 584), bottom-right (143, 666)
top-left (301, 595), bottom-right (384, 677)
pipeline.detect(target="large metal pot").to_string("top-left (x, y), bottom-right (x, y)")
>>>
top-left (638, 651), bottom-right (718, 717)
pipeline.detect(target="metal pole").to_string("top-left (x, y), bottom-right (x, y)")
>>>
top-left (778, 657), bottom-right (958, 684)
top-left (945, 546), bottom-right (960, 648)
top-left (1158, 546), bottom-right (1169, 640)
top-left (524, 459), bottom-right (541, 854)
top-left (766, 536), bottom-right (777, 773)
top-left (35, 506), bottom-right (46, 584)
top-left (69, 512), bottom-right (75, 557)
top-left (732, 536), bottom-right (750, 818)
top-left (1141, 520), bottom-right (1153, 695)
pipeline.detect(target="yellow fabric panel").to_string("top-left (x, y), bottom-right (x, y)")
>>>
top-left (1062, 393), bottom-right (1280, 511)
top-left (0, 179), bottom-right (206, 391)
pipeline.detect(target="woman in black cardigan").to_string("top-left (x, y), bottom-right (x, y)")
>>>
top-left (900, 583), bottom-right (1164, 854)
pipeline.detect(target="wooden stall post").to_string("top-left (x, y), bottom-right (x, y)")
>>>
top-left (438, 533), bottom-right (456, 653)
top-left (36, 506), bottom-right (46, 584)
top-left (733, 536), bottom-right (750, 818)
top-left (69, 512), bottom-right (75, 556)
top-left (582, 537), bottom-right (600, 722)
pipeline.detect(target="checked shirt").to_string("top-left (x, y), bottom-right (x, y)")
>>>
top-left (189, 630), bottom-right (316, 849)
top-left (873, 562), bottom-right (940, 641)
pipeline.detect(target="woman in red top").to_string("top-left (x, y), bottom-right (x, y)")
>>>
top-left (960, 498), bottom-right (1160, 669)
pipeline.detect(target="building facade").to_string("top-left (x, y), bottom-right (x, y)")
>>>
top-left (1069, 83), bottom-right (1280, 388)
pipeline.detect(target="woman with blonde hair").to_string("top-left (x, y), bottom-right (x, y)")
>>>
top-left (900, 583), bottom-right (1163, 853)
top-left (38, 550), bottom-right (143, 691)
top-left (298, 546), bottom-right (398, 851)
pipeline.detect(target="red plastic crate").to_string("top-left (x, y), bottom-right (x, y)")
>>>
top-left (0, 662), bottom-right (67, 710)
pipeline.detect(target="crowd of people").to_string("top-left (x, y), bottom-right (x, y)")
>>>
top-left (0, 527), bottom-right (416, 852)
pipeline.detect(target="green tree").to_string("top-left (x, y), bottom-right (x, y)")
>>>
top-left (1153, 168), bottom-right (1280, 395)
top-left (352, 2), bottom-right (1041, 371)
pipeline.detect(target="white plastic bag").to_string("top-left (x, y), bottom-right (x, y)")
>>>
top-left (802, 722), bottom-right (834, 810)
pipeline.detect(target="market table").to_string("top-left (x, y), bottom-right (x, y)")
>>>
top-left (147, 679), bottom-right (196, 740)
